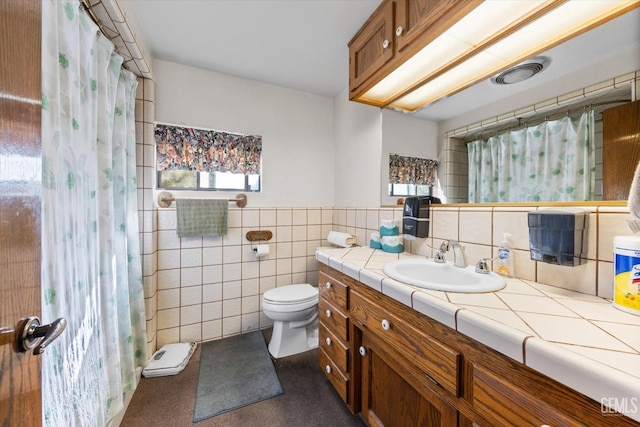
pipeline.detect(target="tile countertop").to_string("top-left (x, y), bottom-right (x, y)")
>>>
top-left (316, 247), bottom-right (640, 422)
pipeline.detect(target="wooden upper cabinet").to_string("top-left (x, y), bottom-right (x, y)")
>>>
top-left (348, 0), bottom-right (395, 98)
top-left (603, 100), bottom-right (640, 200)
top-left (348, 0), bottom-right (481, 106)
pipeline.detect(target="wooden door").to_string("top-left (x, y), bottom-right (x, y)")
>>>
top-left (603, 100), bottom-right (640, 200)
top-left (0, 0), bottom-right (43, 425)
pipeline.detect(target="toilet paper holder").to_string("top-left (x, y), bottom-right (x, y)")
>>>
top-left (246, 230), bottom-right (272, 259)
top-left (246, 230), bottom-right (273, 242)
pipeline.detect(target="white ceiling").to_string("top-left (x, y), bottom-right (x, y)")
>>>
top-left (125, 1), bottom-right (640, 122)
top-left (125, 0), bottom-right (381, 98)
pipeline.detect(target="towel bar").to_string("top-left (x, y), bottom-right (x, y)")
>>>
top-left (157, 191), bottom-right (247, 208)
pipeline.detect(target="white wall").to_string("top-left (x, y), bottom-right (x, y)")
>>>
top-left (331, 89), bottom-right (440, 207)
top-left (332, 89), bottom-right (382, 207)
top-left (380, 109), bottom-right (439, 206)
top-left (153, 59), bottom-right (335, 207)
top-left (438, 50), bottom-right (640, 138)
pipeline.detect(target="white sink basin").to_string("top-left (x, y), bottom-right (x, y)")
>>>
top-left (382, 259), bottom-right (506, 293)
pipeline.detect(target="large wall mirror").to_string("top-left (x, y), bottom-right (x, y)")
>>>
top-left (438, 80), bottom-right (638, 204)
top-left (392, 7), bottom-right (640, 205)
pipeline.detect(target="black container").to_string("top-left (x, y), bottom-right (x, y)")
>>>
top-left (403, 196), bottom-right (440, 218)
top-left (403, 217), bottom-right (430, 238)
top-left (402, 196), bottom-right (440, 238)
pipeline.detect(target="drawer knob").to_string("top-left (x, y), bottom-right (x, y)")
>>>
top-left (359, 346), bottom-right (366, 357)
top-left (326, 337), bottom-right (332, 346)
top-left (325, 309), bottom-right (332, 318)
top-left (325, 365), bottom-right (331, 374)
top-left (382, 39), bottom-right (389, 49)
top-left (396, 26), bottom-right (403, 36)
top-left (326, 282), bottom-right (332, 289)
top-left (381, 319), bottom-right (390, 331)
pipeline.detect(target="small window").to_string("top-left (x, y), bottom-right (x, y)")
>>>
top-left (388, 183), bottom-right (432, 196)
top-left (155, 123), bottom-right (261, 192)
top-left (388, 153), bottom-right (438, 196)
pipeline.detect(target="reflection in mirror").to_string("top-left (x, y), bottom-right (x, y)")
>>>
top-left (438, 74), bottom-right (636, 204)
top-left (387, 153), bottom-right (438, 197)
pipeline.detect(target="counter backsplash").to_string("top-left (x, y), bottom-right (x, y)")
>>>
top-left (331, 204), bottom-right (636, 300)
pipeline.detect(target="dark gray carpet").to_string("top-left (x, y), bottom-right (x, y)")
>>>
top-left (193, 331), bottom-right (283, 422)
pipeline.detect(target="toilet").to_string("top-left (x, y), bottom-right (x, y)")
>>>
top-left (262, 283), bottom-right (319, 358)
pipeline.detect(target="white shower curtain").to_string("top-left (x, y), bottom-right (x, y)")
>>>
top-left (468, 111), bottom-right (595, 203)
top-left (41, 1), bottom-right (147, 425)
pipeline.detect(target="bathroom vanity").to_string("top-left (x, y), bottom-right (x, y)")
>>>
top-left (317, 249), bottom-right (640, 427)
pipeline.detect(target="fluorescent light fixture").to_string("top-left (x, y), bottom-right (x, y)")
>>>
top-left (358, 0), bottom-right (639, 112)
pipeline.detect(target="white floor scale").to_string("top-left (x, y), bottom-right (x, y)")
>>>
top-left (142, 342), bottom-right (197, 378)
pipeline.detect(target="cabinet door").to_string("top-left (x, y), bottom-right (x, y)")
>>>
top-left (348, 0), bottom-right (395, 94)
top-left (394, 0), bottom-right (480, 53)
top-left (359, 332), bottom-right (458, 427)
top-left (603, 99), bottom-right (640, 200)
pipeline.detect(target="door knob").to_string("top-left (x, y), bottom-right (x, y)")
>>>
top-left (17, 316), bottom-right (67, 355)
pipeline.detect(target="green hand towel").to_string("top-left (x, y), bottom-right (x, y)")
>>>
top-left (176, 199), bottom-right (228, 237)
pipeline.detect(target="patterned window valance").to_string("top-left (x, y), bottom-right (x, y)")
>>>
top-left (389, 154), bottom-right (439, 186)
top-left (155, 124), bottom-right (261, 175)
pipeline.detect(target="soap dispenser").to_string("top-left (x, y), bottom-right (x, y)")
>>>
top-left (497, 233), bottom-right (514, 277)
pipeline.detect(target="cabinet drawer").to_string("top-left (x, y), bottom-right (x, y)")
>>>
top-left (350, 290), bottom-right (460, 396)
top-left (319, 297), bottom-right (349, 342)
top-left (319, 347), bottom-right (349, 404)
top-left (473, 363), bottom-right (581, 427)
top-left (319, 322), bottom-right (349, 374)
top-left (318, 271), bottom-right (348, 311)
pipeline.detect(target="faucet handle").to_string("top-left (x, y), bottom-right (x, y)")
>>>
top-left (475, 258), bottom-right (493, 274)
top-left (433, 250), bottom-right (446, 263)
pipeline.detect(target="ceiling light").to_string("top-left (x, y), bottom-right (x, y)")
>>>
top-left (491, 56), bottom-right (550, 85)
top-left (357, 0), bottom-right (639, 112)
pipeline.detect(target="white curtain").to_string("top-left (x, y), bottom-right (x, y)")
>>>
top-left (41, 1), bottom-right (147, 425)
top-left (468, 111), bottom-right (595, 203)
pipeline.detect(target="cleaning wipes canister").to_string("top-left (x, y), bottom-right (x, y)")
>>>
top-left (613, 236), bottom-right (640, 316)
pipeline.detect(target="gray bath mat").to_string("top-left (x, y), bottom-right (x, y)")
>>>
top-left (193, 331), bottom-right (283, 422)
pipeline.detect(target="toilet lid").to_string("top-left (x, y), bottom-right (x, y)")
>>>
top-left (263, 284), bottom-right (318, 305)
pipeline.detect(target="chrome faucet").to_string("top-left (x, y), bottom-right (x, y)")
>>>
top-left (440, 240), bottom-right (467, 268)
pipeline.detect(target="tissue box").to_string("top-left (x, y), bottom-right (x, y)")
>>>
top-left (370, 232), bottom-right (382, 249)
top-left (380, 220), bottom-right (399, 236)
top-left (381, 235), bottom-right (404, 253)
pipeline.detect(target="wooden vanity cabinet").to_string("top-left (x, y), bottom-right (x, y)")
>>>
top-left (317, 263), bottom-right (640, 427)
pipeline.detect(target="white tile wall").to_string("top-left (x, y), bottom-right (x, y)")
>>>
top-left (140, 176), bottom-right (634, 353)
top-left (148, 205), bottom-right (335, 348)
